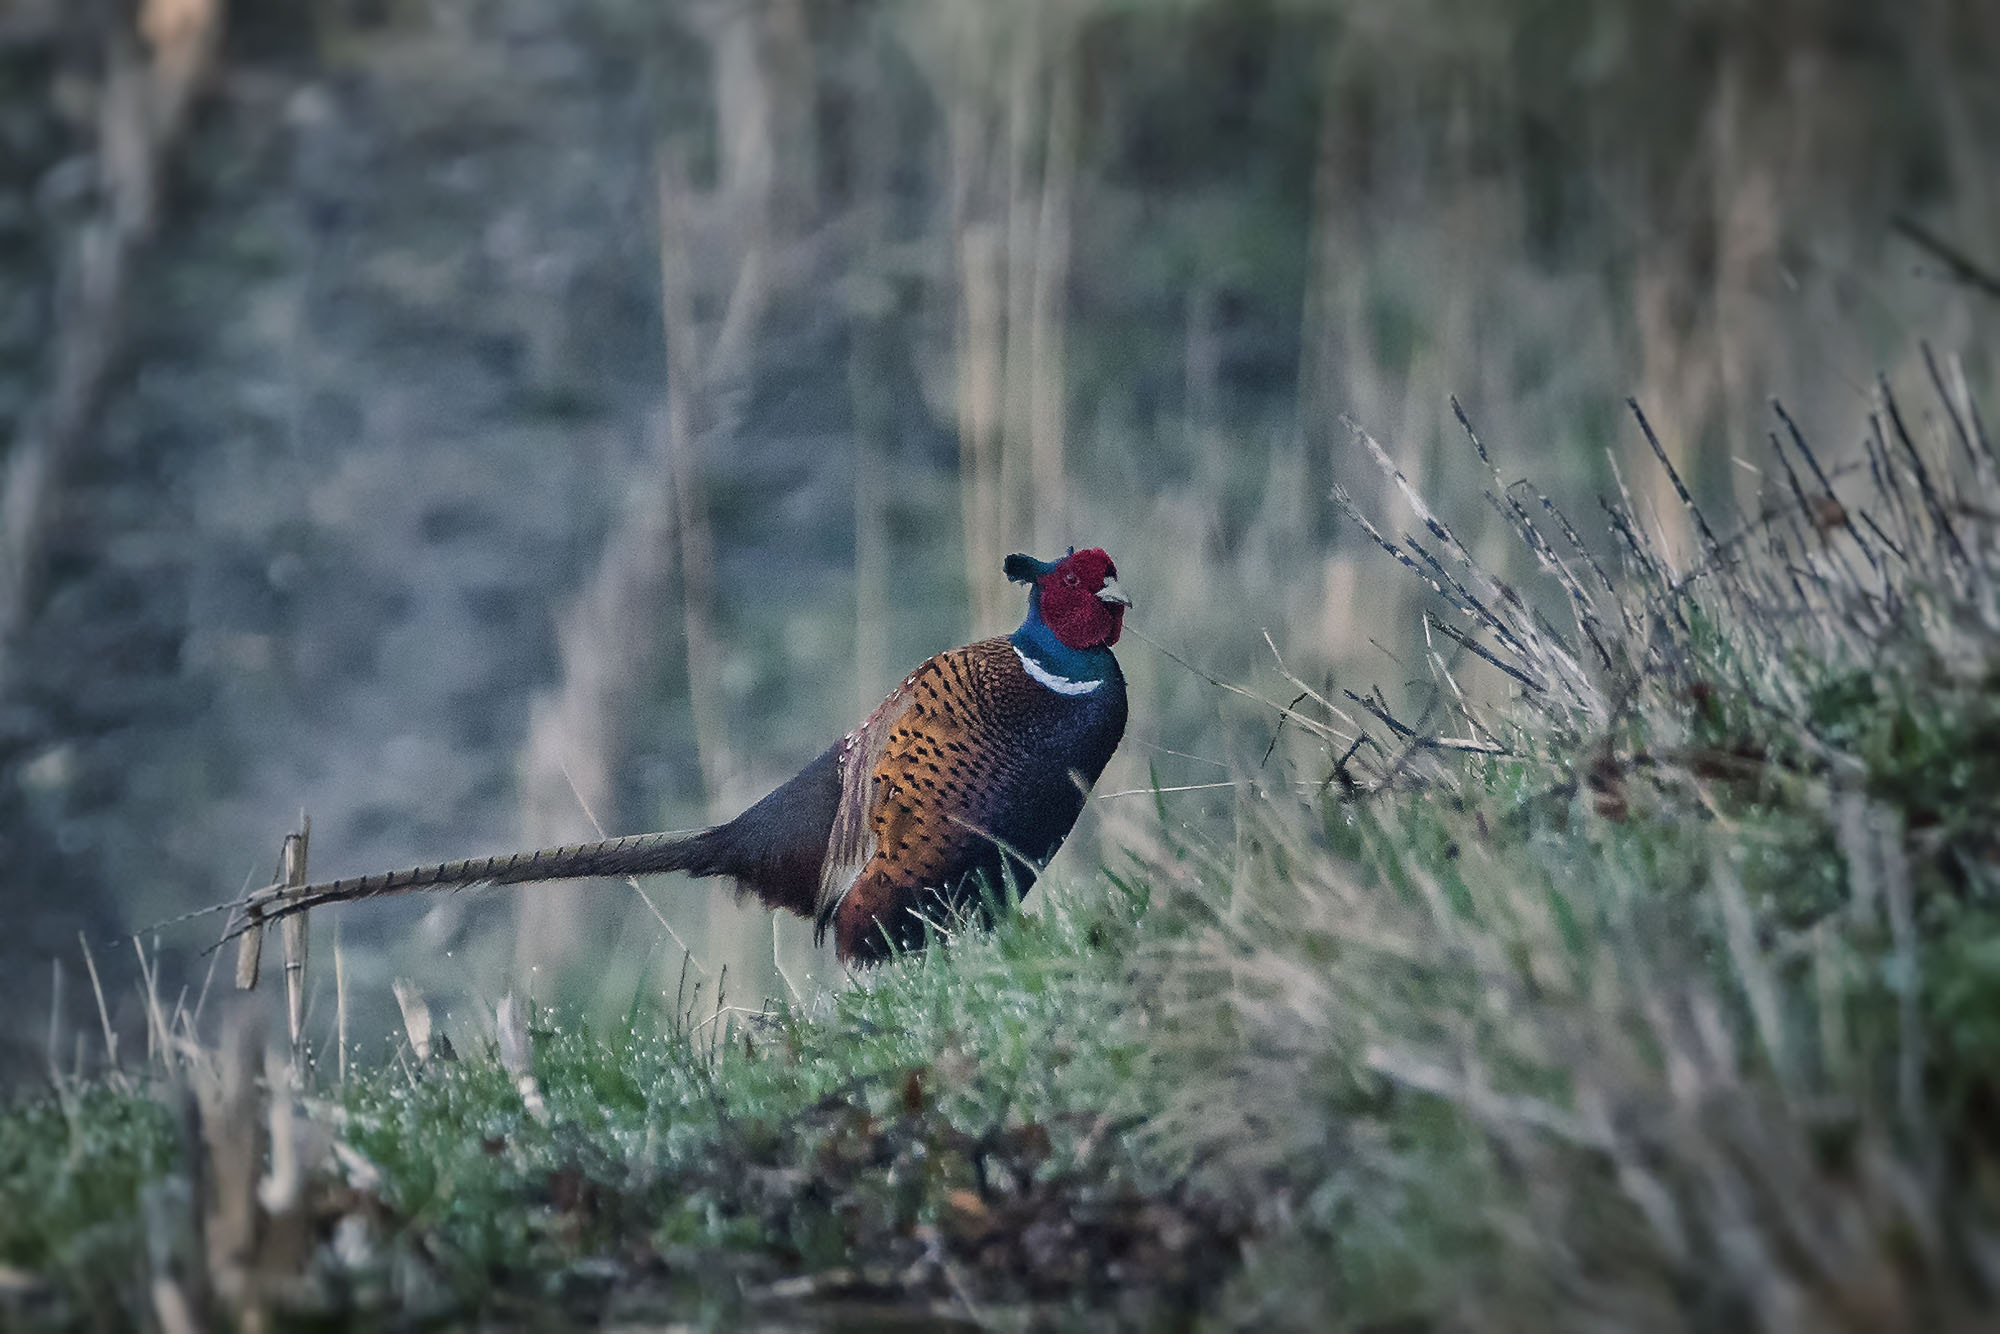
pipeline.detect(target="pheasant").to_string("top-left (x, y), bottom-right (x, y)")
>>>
top-left (227, 547), bottom-right (1130, 963)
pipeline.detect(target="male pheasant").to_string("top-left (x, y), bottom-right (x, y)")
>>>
top-left (229, 547), bottom-right (1130, 963)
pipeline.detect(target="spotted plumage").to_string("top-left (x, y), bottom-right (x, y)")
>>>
top-left (224, 548), bottom-right (1131, 964)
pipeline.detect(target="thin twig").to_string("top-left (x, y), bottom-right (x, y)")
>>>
top-left (1126, 625), bottom-right (1343, 744)
top-left (1627, 398), bottom-right (1722, 559)
top-left (1892, 213), bottom-right (2000, 301)
top-left (78, 930), bottom-right (118, 1075)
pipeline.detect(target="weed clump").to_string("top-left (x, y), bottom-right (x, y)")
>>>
top-left (1146, 370), bottom-right (2000, 1330)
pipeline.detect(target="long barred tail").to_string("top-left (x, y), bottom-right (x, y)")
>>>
top-left (224, 827), bottom-right (726, 941)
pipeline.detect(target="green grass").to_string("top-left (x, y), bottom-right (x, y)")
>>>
top-left (321, 886), bottom-right (1228, 1325)
top-left (0, 1083), bottom-right (175, 1328)
top-left (6, 380), bottom-right (2000, 1329)
top-left (1, 885), bottom-right (1239, 1329)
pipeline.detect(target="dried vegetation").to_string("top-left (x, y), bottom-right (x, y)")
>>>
top-left (1145, 369), bottom-right (2000, 1330)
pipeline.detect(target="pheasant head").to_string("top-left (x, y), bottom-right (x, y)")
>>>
top-left (1004, 546), bottom-right (1131, 649)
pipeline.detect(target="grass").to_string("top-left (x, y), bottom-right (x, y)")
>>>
top-left (317, 887), bottom-right (1229, 1327)
top-left (1138, 382), bottom-right (2000, 1329)
top-left (0, 1084), bottom-right (175, 1327)
top-left (2, 882), bottom-right (1233, 1329)
top-left (5, 372), bottom-right (2000, 1329)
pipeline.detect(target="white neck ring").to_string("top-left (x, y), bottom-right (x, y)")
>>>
top-left (1013, 645), bottom-right (1103, 695)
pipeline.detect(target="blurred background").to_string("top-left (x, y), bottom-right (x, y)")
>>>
top-left (0, 0), bottom-right (1994, 1081)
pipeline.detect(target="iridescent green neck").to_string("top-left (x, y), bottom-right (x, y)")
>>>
top-left (1011, 591), bottom-right (1115, 689)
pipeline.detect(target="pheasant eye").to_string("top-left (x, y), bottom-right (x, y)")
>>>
top-left (1063, 572), bottom-right (1079, 586)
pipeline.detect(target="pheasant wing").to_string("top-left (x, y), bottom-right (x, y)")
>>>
top-left (814, 669), bottom-right (920, 932)
top-left (824, 641), bottom-right (1050, 956)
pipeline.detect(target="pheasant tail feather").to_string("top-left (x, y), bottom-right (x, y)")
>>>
top-left (226, 828), bottom-right (724, 941)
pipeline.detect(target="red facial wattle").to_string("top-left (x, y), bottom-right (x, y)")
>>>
top-left (1038, 548), bottom-right (1130, 649)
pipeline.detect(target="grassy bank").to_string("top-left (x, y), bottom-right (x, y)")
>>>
top-left (5, 373), bottom-right (2000, 1330)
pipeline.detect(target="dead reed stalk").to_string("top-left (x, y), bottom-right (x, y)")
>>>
top-left (0, 0), bottom-right (221, 663)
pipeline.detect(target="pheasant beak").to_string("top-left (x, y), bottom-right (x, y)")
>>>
top-left (1096, 577), bottom-right (1133, 609)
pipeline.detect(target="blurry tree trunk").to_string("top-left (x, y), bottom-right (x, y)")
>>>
top-left (510, 419), bottom-right (679, 979)
top-left (1026, 35), bottom-right (1076, 554)
top-left (674, 0), bottom-right (814, 815)
top-left (512, 0), bottom-right (813, 983)
top-left (928, 2), bottom-right (1077, 633)
top-left (1709, 31), bottom-right (1783, 514)
top-left (852, 363), bottom-right (888, 716)
top-left (1298, 41), bottom-right (1380, 654)
top-left (1634, 15), bottom-right (1793, 565)
top-left (657, 177), bottom-right (737, 822)
top-left (711, 0), bottom-right (815, 243)
top-left (1296, 44), bottom-right (1347, 550)
top-left (506, 154), bottom-right (734, 984)
top-left (695, 0), bottom-right (815, 1000)
top-left (848, 78), bottom-right (901, 719)
top-left (1633, 240), bottom-right (1716, 572)
top-left (956, 220), bottom-right (1007, 632)
top-left (996, 16), bottom-right (1039, 565)
top-left (0, 0), bottom-right (221, 671)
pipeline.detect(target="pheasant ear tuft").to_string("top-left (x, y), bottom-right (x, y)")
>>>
top-left (1004, 553), bottom-right (1048, 584)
